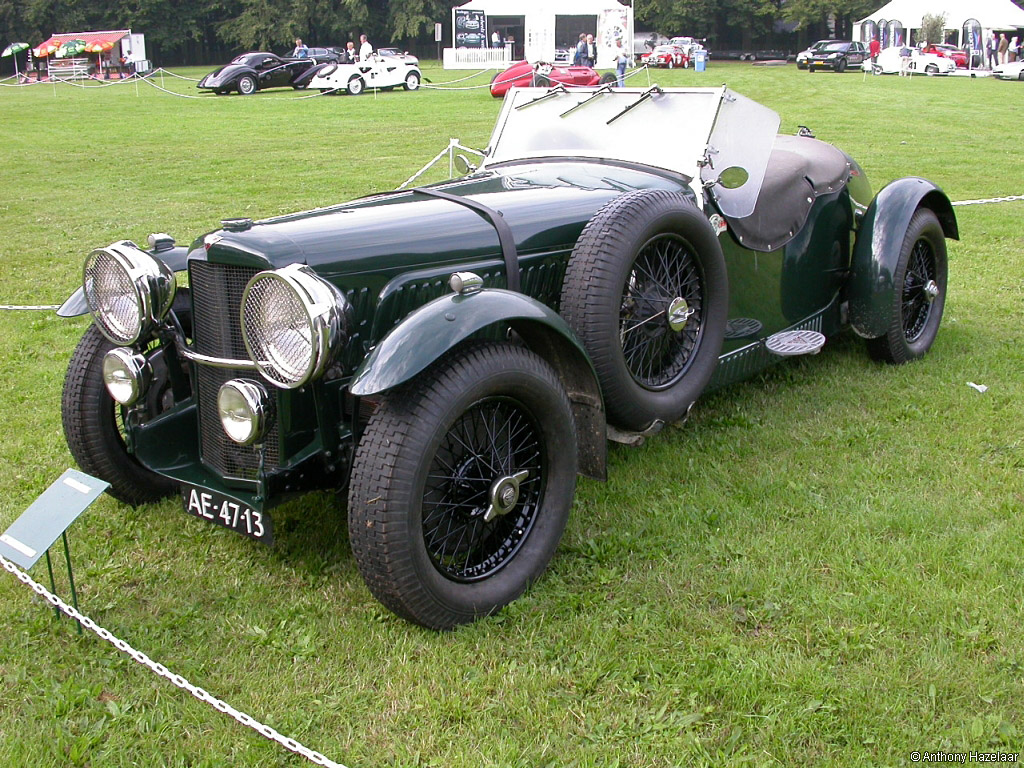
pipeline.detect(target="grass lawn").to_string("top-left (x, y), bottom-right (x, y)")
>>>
top-left (0, 60), bottom-right (1022, 767)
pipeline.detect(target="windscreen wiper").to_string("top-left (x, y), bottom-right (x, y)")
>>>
top-left (606, 85), bottom-right (663, 125)
top-left (515, 83), bottom-right (569, 110)
top-left (559, 84), bottom-right (615, 118)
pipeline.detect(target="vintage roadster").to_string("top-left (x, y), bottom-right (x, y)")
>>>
top-left (59, 86), bottom-right (956, 629)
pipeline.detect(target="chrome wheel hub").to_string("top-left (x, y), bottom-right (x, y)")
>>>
top-left (923, 279), bottom-right (940, 303)
top-left (483, 470), bottom-right (530, 523)
top-left (667, 296), bottom-right (695, 332)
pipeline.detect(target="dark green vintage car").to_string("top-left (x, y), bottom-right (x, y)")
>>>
top-left (59, 86), bottom-right (957, 629)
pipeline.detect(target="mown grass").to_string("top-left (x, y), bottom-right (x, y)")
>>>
top-left (0, 61), bottom-right (1022, 767)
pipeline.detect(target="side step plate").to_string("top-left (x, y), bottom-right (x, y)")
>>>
top-left (765, 329), bottom-right (826, 357)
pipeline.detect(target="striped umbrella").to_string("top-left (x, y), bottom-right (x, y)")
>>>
top-left (85, 40), bottom-right (115, 76)
top-left (32, 42), bottom-right (58, 58)
top-left (56, 39), bottom-right (86, 58)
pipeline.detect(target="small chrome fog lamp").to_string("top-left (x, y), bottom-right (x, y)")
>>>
top-left (83, 240), bottom-right (176, 346)
top-left (241, 264), bottom-right (350, 389)
top-left (217, 379), bottom-right (273, 446)
top-left (102, 348), bottom-right (151, 406)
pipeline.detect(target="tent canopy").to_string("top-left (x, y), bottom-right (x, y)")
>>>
top-left (460, 0), bottom-right (626, 14)
top-left (858, 0), bottom-right (1024, 30)
top-left (34, 29), bottom-right (128, 53)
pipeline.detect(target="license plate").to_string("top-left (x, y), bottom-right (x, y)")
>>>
top-left (181, 485), bottom-right (273, 543)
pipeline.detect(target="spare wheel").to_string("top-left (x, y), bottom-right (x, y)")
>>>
top-left (560, 189), bottom-right (728, 430)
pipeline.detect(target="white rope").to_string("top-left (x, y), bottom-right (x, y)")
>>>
top-left (0, 552), bottom-right (350, 768)
top-left (153, 67), bottom-right (201, 82)
top-left (0, 304), bottom-right (60, 311)
top-left (952, 194), bottom-right (1024, 206)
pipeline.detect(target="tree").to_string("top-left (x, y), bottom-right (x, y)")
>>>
top-left (919, 12), bottom-right (946, 48)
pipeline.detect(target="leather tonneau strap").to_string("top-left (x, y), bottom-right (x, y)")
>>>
top-left (411, 187), bottom-right (521, 292)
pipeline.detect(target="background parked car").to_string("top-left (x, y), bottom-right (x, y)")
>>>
top-left (641, 44), bottom-right (689, 69)
top-left (864, 47), bottom-right (957, 75)
top-left (197, 52), bottom-right (333, 94)
top-left (797, 40), bottom-right (839, 69)
top-left (806, 41), bottom-right (867, 72)
top-left (489, 60), bottom-right (616, 97)
top-left (921, 43), bottom-right (969, 68)
top-left (992, 60), bottom-right (1024, 80)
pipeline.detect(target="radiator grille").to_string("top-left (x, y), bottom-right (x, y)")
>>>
top-left (189, 261), bottom-right (280, 480)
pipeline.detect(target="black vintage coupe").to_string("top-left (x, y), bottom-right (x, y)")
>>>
top-left (60, 86), bottom-right (955, 629)
top-left (197, 51), bottom-right (337, 95)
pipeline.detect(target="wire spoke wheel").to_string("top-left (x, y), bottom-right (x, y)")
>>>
top-left (422, 397), bottom-right (544, 582)
top-left (901, 239), bottom-right (936, 342)
top-left (619, 233), bottom-right (704, 389)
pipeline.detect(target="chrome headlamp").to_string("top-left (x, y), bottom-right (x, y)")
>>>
top-left (217, 379), bottom-right (273, 445)
top-left (102, 348), bottom-right (151, 406)
top-left (83, 241), bottom-right (176, 345)
top-left (241, 264), bottom-right (350, 389)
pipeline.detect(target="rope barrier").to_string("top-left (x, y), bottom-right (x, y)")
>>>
top-left (1, 552), bottom-right (350, 768)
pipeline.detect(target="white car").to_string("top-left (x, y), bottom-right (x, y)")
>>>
top-left (863, 47), bottom-right (957, 75)
top-left (992, 60), bottom-right (1024, 80)
top-left (306, 54), bottom-right (422, 95)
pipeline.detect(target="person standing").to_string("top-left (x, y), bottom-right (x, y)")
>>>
top-left (585, 34), bottom-right (598, 68)
top-left (574, 33), bottom-right (586, 66)
top-left (1009, 36), bottom-right (1019, 63)
top-left (614, 39), bottom-right (629, 86)
top-left (998, 33), bottom-right (1009, 64)
top-left (292, 38), bottom-right (308, 58)
top-left (898, 44), bottom-right (911, 76)
top-left (869, 37), bottom-right (881, 73)
top-left (343, 41), bottom-right (356, 63)
top-left (359, 34), bottom-right (373, 62)
top-left (986, 31), bottom-right (997, 68)
top-left (491, 29), bottom-right (500, 48)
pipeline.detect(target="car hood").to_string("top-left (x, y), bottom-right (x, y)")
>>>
top-left (191, 161), bottom-right (692, 278)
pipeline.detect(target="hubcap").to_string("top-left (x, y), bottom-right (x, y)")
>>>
top-left (923, 279), bottom-right (939, 303)
top-left (484, 470), bottom-right (530, 523)
top-left (667, 296), bottom-right (695, 332)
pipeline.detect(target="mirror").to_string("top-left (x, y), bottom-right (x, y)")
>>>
top-left (454, 153), bottom-right (478, 174)
top-left (717, 166), bottom-right (749, 189)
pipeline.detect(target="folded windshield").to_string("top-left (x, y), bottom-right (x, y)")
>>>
top-left (483, 86), bottom-right (780, 219)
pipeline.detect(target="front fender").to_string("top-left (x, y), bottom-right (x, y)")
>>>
top-left (848, 177), bottom-right (958, 339)
top-left (57, 245), bottom-right (190, 318)
top-left (349, 288), bottom-right (606, 479)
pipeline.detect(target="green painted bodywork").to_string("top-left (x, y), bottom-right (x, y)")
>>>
top-left (107, 145), bottom-right (952, 513)
top-left (847, 177), bottom-right (958, 339)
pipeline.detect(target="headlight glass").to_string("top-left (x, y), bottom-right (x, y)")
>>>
top-left (218, 379), bottom-right (272, 445)
top-left (241, 264), bottom-right (349, 389)
top-left (102, 348), bottom-right (151, 406)
top-left (83, 241), bottom-right (176, 346)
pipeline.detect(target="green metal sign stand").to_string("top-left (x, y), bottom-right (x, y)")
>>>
top-left (0, 469), bottom-right (108, 632)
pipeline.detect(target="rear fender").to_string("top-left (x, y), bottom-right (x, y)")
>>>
top-left (848, 177), bottom-right (957, 338)
top-left (349, 289), bottom-right (606, 479)
top-left (57, 245), bottom-right (190, 318)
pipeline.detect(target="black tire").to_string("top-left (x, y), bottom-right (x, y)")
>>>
top-left (835, 57), bottom-right (847, 73)
top-left (348, 342), bottom-right (578, 630)
top-left (798, 61), bottom-right (807, 70)
top-left (62, 327), bottom-right (176, 505)
top-left (560, 190), bottom-right (728, 430)
top-left (925, 64), bottom-right (938, 75)
top-left (668, 59), bottom-right (675, 69)
top-left (237, 75), bottom-right (257, 95)
top-left (347, 75), bottom-right (364, 95)
top-left (599, 72), bottom-right (617, 85)
top-left (404, 71), bottom-right (420, 90)
top-left (531, 73), bottom-right (551, 87)
top-left (866, 208), bottom-right (948, 364)
top-left (292, 82), bottom-right (307, 90)
top-left (808, 64), bottom-right (816, 72)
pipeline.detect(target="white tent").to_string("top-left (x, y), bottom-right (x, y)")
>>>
top-left (450, 0), bottom-right (632, 69)
top-left (859, 0), bottom-right (1024, 30)
top-left (855, 0), bottom-right (1024, 53)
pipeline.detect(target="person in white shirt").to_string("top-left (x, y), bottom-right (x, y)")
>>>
top-left (359, 34), bottom-right (373, 61)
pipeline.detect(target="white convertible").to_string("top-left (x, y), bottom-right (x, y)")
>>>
top-left (307, 54), bottom-right (422, 95)
top-left (992, 60), bottom-right (1024, 81)
top-left (863, 47), bottom-right (957, 75)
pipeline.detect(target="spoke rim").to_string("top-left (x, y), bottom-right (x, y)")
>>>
top-left (619, 233), bottom-right (704, 389)
top-left (902, 238), bottom-right (937, 342)
top-left (422, 397), bottom-right (545, 582)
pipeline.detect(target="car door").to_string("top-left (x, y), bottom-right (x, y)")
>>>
top-left (257, 56), bottom-right (289, 88)
top-left (849, 43), bottom-right (865, 65)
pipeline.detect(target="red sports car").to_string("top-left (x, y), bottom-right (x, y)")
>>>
top-left (921, 44), bottom-right (968, 68)
top-left (641, 44), bottom-right (689, 69)
top-left (490, 60), bottom-right (616, 97)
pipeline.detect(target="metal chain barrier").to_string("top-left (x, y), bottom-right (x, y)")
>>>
top-left (0, 552), bottom-right (350, 768)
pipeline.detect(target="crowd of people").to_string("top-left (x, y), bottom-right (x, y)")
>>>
top-left (986, 32), bottom-right (1020, 67)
